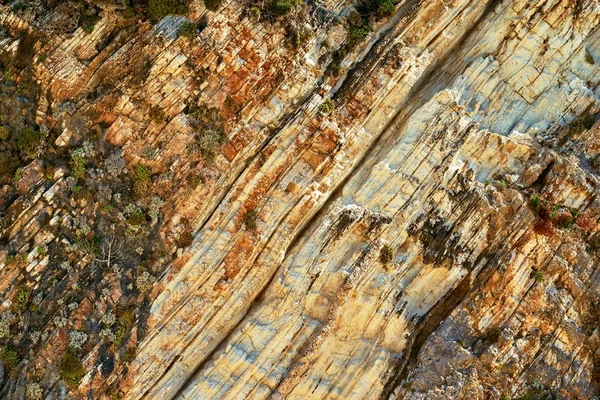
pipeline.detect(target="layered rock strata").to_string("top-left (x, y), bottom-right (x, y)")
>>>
top-left (0, 0), bottom-right (599, 399)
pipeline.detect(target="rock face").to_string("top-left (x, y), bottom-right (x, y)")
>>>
top-left (0, 0), bottom-right (599, 399)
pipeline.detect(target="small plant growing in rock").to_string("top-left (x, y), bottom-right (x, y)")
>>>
top-left (321, 98), bottom-right (335, 115)
top-left (568, 113), bottom-right (595, 136)
top-left (12, 2), bottom-right (27, 11)
top-left (179, 21), bottom-right (198, 38)
top-left (14, 285), bottom-right (31, 312)
top-left (13, 167), bottom-right (23, 186)
top-left (141, 147), bottom-right (157, 160)
top-left (187, 104), bottom-right (226, 162)
top-left (380, 244), bottom-right (394, 263)
top-left (81, 9), bottom-right (101, 34)
top-left (376, 0), bottom-right (395, 17)
top-left (189, 129), bottom-right (227, 163)
top-left (347, 23), bottom-right (371, 48)
top-left (70, 148), bottom-right (87, 180)
top-left (60, 347), bottom-right (86, 388)
top-left (0, 126), bottom-right (9, 141)
top-left (267, 0), bottom-right (298, 16)
top-left (128, 213), bottom-right (145, 227)
top-left (150, 105), bottom-right (165, 122)
top-left (148, 196), bottom-right (165, 224)
top-left (244, 210), bottom-right (257, 230)
top-left (68, 331), bottom-right (89, 350)
top-left (533, 270), bottom-right (545, 283)
top-left (591, 154), bottom-right (600, 170)
top-left (552, 208), bottom-right (575, 228)
top-left (204, 0), bottom-right (223, 10)
top-left (148, 0), bottom-right (190, 21)
top-left (16, 126), bottom-right (45, 160)
top-left (133, 165), bottom-right (152, 195)
top-left (0, 346), bottom-right (20, 369)
top-left (250, 6), bottom-right (261, 19)
top-left (356, 0), bottom-right (395, 19)
top-left (135, 270), bottom-right (155, 293)
top-left (105, 150), bottom-right (126, 176)
top-left (26, 382), bottom-right (44, 400)
top-left (0, 310), bottom-right (16, 339)
top-left (101, 311), bottom-right (116, 327)
top-left (113, 309), bottom-right (135, 347)
top-left (528, 193), bottom-right (541, 211)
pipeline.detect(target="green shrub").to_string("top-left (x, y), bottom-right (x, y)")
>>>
top-left (190, 129), bottom-right (227, 163)
top-left (568, 114), bottom-right (595, 136)
top-left (11, 2), bottom-right (27, 12)
top-left (127, 210), bottom-right (146, 226)
top-left (380, 244), bottom-right (393, 263)
top-left (376, 0), bottom-right (395, 17)
top-left (15, 127), bottom-right (42, 159)
top-left (179, 21), bottom-right (197, 38)
top-left (14, 285), bottom-right (31, 311)
top-left (250, 6), bottom-right (261, 19)
top-left (356, 0), bottom-right (394, 19)
top-left (70, 153), bottom-right (87, 180)
top-left (347, 24), bottom-right (370, 48)
top-left (204, 0), bottom-right (223, 11)
top-left (148, 0), bottom-right (190, 21)
top-left (0, 126), bottom-right (9, 141)
top-left (113, 310), bottom-right (134, 347)
top-left (0, 150), bottom-right (20, 178)
top-left (72, 184), bottom-right (83, 198)
top-left (134, 164), bottom-right (151, 180)
top-left (267, 0), bottom-right (298, 16)
top-left (133, 165), bottom-right (152, 195)
top-left (13, 167), bottom-right (23, 185)
top-left (244, 210), bottom-right (257, 230)
top-left (141, 147), bottom-right (157, 160)
top-left (59, 347), bottom-right (86, 388)
top-left (76, 235), bottom-right (101, 257)
top-left (0, 346), bottom-right (20, 369)
top-left (321, 98), bottom-right (335, 115)
top-left (528, 194), bottom-right (541, 211)
top-left (186, 104), bottom-right (227, 162)
top-left (81, 12), bottom-right (101, 34)
top-left (533, 271), bottom-right (545, 282)
top-left (287, 28), bottom-right (312, 49)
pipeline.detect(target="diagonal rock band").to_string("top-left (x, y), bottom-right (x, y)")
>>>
top-left (0, 0), bottom-right (598, 399)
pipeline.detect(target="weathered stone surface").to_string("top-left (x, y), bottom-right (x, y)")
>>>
top-left (0, 0), bottom-right (599, 399)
